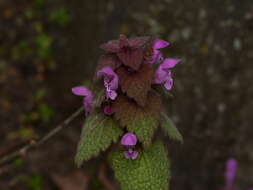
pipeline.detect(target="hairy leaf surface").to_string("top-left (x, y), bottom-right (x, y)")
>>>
top-left (97, 54), bottom-right (121, 71)
top-left (117, 64), bottom-right (154, 106)
top-left (112, 92), bottom-right (161, 147)
top-left (117, 48), bottom-right (143, 70)
top-left (75, 113), bottom-right (123, 167)
top-left (160, 112), bottom-right (183, 143)
top-left (110, 141), bottom-right (170, 190)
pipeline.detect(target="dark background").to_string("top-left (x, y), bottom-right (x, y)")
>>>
top-left (0, 0), bottom-right (253, 189)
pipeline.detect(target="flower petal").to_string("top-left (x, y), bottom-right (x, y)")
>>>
top-left (72, 86), bottom-right (92, 97)
top-left (162, 58), bottom-right (181, 69)
top-left (97, 67), bottom-right (119, 90)
top-left (121, 133), bottom-right (137, 146)
top-left (164, 77), bottom-right (173, 90)
top-left (106, 90), bottom-right (117, 100)
top-left (225, 158), bottom-right (237, 188)
top-left (153, 67), bottom-right (168, 84)
top-left (123, 150), bottom-right (138, 160)
top-left (153, 39), bottom-right (170, 49)
top-left (130, 151), bottom-right (138, 160)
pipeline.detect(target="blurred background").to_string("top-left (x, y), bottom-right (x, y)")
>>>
top-left (0, 0), bottom-right (253, 189)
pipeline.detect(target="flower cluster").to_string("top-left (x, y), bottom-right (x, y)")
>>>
top-left (72, 34), bottom-right (180, 159)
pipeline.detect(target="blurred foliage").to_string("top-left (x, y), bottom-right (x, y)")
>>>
top-left (37, 103), bottom-right (54, 123)
top-left (7, 126), bottom-right (35, 140)
top-left (34, 0), bottom-right (45, 9)
top-left (35, 33), bottom-right (53, 59)
top-left (49, 8), bottom-right (71, 26)
top-left (11, 175), bottom-right (44, 190)
top-left (12, 158), bottom-right (24, 168)
top-left (34, 88), bottom-right (48, 101)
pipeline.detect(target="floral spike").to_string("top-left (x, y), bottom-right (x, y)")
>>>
top-left (73, 34), bottom-right (182, 190)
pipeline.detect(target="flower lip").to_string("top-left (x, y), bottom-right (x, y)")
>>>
top-left (124, 149), bottom-right (138, 160)
top-left (121, 133), bottom-right (137, 146)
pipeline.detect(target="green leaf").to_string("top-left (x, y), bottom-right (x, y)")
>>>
top-left (75, 113), bottom-right (123, 167)
top-left (160, 112), bottom-right (183, 143)
top-left (127, 111), bottom-right (158, 148)
top-left (110, 141), bottom-right (170, 190)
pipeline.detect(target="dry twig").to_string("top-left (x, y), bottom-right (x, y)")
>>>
top-left (0, 106), bottom-right (84, 166)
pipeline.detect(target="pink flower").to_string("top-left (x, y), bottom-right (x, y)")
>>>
top-left (225, 158), bottom-right (237, 189)
top-left (97, 66), bottom-right (119, 100)
top-left (72, 86), bottom-right (93, 116)
top-left (146, 39), bottom-right (170, 64)
top-left (121, 133), bottom-right (137, 146)
top-left (121, 133), bottom-right (138, 160)
top-left (153, 58), bottom-right (180, 90)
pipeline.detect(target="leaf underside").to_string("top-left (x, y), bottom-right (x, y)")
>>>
top-left (117, 64), bottom-right (154, 106)
top-left (160, 112), bottom-right (183, 143)
top-left (75, 113), bottom-right (123, 167)
top-left (110, 141), bottom-right (170, 190)
top-left (112, 92), bottom-right (162, 147)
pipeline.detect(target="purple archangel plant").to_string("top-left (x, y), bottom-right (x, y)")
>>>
top-left (72, 35), bottom-right (183, 190)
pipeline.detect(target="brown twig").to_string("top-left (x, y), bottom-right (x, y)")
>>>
top-left (0, 106), bottom-right (84, 166)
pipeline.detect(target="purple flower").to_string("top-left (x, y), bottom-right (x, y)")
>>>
top-left (103, 105), bottom-right (113, 115)
top-left (153, 58), bottom-right (180, 90)
top-left (121, 133), bottom-right (137, 146)
top-left (121, 133), bottom-right (138, 160)
top-left (146, 39), bottom-right (170, 64)
top-left (72, 86), bottom-right (93, 116)
top-left (225, 158), bottom-right (237, 189)
top-left (97, 67), bottom-right (119, 100)
top-left (124, 149), bottom-right (138, 160)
